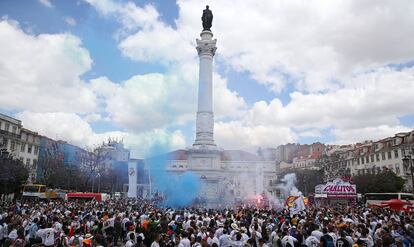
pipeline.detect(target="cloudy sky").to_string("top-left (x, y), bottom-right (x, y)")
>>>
top-left (1, 0), bottom-right (413, 157)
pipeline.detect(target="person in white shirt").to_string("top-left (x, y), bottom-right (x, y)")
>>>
top-left (206, 230), bottom-right (219, 246)
top-left (180, 232), bottom-right (191, 247)
top-left (281, 231), bottom-right (297, 247)
top-left (151, 233), bottom-right (161, 247)
top-left (232, 232), bottom-right (245, 247)
top-left (68, 230), bottom-right (84, 247)
top-left (259, 238), bottom-right (269, 247)
top-left (125, 232), bottom-right (136, 247)
top-left (219, 229), bottom-right (232, 247)
top-left (305, 231), bottom-right (319, 247)
top-left (36, 224), bottom-right (55, 247)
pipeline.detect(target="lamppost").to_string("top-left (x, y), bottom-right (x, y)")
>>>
top-left (402, 146), bottom-right (414, 194)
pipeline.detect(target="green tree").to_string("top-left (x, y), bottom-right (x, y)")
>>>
top-left (353, 170), bottom-right (405, 194)
top-left (0, 151), bottom-right (29, 196)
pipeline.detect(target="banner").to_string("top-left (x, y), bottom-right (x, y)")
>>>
top-left (315, 178), bottom-right (357, 196)
top-left (289, 196), bottom-right (306, 216)
top-left (128, 162), bottom-right (137, 198)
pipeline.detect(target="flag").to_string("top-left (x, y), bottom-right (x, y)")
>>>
top-left (289, 196), bottom-right (306, 216)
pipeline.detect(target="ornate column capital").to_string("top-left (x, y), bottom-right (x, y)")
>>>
top-left (196, 39), bottom-right (217, 56)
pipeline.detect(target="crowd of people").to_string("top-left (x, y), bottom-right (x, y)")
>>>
top-left (0, 197), bottom-right (414, 247)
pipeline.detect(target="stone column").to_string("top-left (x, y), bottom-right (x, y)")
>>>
top-left (193, 30), bottom-right (217, 149)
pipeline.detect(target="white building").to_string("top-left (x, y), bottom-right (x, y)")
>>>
top-left (19, 128), bottom-right (40, 182)
top-left (322, 131), bottom-right (414, 188)
top-left (0, 113), bottom-right (22, 158)
top-left (0, 113), bottom-right (40, 182)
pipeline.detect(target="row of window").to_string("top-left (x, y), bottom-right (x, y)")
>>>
top-left (0, 121), bottom-right (18, 134)
top-left (355, 164), bottom-right (401, 176)
top-left (19, 157), bottom-right (38, 167)
top-left (359, 150), bottom-right (399, 165)
top-left (1, 138), bottom-right (39, 154)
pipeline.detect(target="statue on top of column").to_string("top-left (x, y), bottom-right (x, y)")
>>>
top-left (202, 5), bottom-right (213, 31)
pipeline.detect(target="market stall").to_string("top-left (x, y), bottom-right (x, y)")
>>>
top-left (314, 178), bottom-right (357, 206)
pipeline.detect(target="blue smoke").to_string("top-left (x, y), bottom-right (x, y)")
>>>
top-left (146, 143), bottom-right (200, 207)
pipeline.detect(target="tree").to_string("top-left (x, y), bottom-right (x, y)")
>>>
top-left (0, 150), bottom-right (29, 196)
top-left (353, 170), bottom-right (405, 194)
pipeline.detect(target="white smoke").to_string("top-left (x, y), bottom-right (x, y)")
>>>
top-left (277, 173), bottom-right (302, 198)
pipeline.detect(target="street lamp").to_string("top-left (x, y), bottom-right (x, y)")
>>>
top-left (402, 152), bottom-right (414, 195)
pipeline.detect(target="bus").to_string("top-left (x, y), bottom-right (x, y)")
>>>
top-left (66, 192), bottom-right (110, 202)
top-left (22, 184), bottom-right (47, 199)
top-left (365, 193), bottom-right (414, 206)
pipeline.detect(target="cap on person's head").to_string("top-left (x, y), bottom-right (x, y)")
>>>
top-left (231, 223), bottom-right (239, 230)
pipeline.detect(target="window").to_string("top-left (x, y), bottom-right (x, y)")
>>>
top-left (371, 155), bottom-right (374, 163)
top-left (375, 144), bottom-right (379, 149)
top-left (2, 138), bottom-right (8, 147)
top-left (12, 126), bottom-right (17, 134)
top-left (396, 165), bottom-right (400, 174)
top-left (361, 157), bottom-right (364, 164)
top-left (382, 152), bottom-right (386, 160)
top-left (394, 150), bottom-right (399, 158)
top-left (26, 158), bottom-right (30, 166)
top-left (21, 143), bottom-right (25, 152)
top-left (10, 141), bottom-right (15, 150)
top-left (34, 146), bottom-right (39, 155)
top-left (366, 156), bottom-right (369, 163)
top-left (388, 151), bottom-right (392, 159)
top-left (0, 121), bottom-right (2, 129)
top-left (376, 153), bottom-right (380, 162)
top-left (33, 159), bottom-right (37, 168)
top-left (5, 123), bottom-right (9, 132)
top-left (28, 145), bottom-right (32, 154)
top-left (401, 194), bottom-right (414, 200)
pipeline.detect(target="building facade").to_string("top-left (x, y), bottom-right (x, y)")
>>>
top-left (19, 128), bottom-right (40, 182)
top-left (0, 113), bottom-right (22, 158)
top-left (321, 132), bottom-right (414, 188)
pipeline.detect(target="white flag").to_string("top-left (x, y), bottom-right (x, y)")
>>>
top-left (290, 196), bottom-right (306, 216)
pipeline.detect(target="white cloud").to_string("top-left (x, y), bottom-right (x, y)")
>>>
top-left (64, 17), bottom-right (77, 26)
top-left (82, 0), bottom-right (414, 151)
top-left (88, 0), bottom-right (414, 94)
top-left (331, 125), bottom-right (413, 145)
top-left (83, 113), bottom-right (102, 123)
top-left (16, 111), bottom-right (185, 157)
top-left (215, 121), bottom-right (296, 152)
top-left (0, 1), bottom-right (410, 154)
top-left (89, 61), bottom-right (246, 132)
top-left (0, 20), bottom-right (96, 114)
top-left (39, 0), bottom-right (53, 8)
top-left (244, 67), bottom-right (414, 131)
